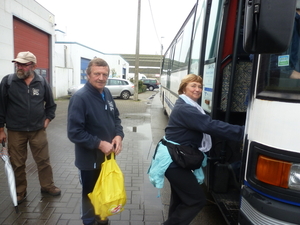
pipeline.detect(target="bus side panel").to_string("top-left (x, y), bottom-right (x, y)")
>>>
top-left (247, 99), bottom-right (300, 151)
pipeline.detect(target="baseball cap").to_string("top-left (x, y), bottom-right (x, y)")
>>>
top-left (12, 51), bottom-right (37, 64)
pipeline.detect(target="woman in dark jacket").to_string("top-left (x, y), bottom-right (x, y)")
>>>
top-left (161, 74), bottom-right (244, 225)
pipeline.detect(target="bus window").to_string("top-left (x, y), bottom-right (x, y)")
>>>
top-left (256, 14), bottom-right (300, 100)
top-left (257, 11), bottom-right (300, 99)
top-left (190, 0), bottom-right (206, 75)
top-left (205, 0), bottom-right (224, 60)
top-left (162, 50), bottom-right (172, 89)
top-left (162, 51), bottom-right (171, 76)
top-left (257, 54), bottom-right (300, 98)
top-left (172, 33), bottom-right (183, 72)
top-left (179, 14), bottom-right (194, 70)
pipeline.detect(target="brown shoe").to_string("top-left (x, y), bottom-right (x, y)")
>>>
top-left (41, 186), bottom-right (61, 196)
top-left (17, 191), bottom-right (27, 204)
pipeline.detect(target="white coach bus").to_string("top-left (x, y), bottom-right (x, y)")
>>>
top-left (160, 0), bottom-right (300, 224)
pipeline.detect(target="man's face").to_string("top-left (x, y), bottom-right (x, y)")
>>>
top-left (87, 65), bottom-right (109, 92)
top-left (15, 62), bottom-right (34, 79)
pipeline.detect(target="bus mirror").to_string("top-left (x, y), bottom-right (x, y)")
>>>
top-left (243, 0), bottom-right (296, 54)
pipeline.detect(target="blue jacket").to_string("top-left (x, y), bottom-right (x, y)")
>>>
top-left (148, 138), bottom-right (207, 189)
top-left (67, 82), bottom-right (124, 170)
top-left (166, 98), bottom-right (244, 148)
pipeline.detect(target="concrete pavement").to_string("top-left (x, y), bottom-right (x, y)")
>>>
top-left (0, 91), bottom-right (165, 225)
top-left (0, 90), bottom-right (227, 225)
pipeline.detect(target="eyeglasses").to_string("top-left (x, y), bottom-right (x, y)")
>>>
top-left (16, 62), bottom-right (33, 68)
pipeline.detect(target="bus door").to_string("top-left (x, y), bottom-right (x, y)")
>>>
top-left (201, 0), bottom-right (252, 223)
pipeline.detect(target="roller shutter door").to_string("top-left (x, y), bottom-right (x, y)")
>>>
top-left (81, 58), bottom-right (90, 84)
top-left (13, 17), bottom-right (50, 82)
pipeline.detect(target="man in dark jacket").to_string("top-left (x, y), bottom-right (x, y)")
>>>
top-left (67, 58), bottom-right (124, 225)
top-left (0, 51), bottom-right (61, 204)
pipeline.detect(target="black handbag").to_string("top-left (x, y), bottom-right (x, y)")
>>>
top-left (161, 139), bottom-right (204, 170)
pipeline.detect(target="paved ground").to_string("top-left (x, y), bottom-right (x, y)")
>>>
top-left (0, 90), bottom-right (227, 225)
top-left (0, 91), bottom-right (164, 225)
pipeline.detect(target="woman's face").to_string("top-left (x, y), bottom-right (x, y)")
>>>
top-left (184, 81), bottom-right (203, 101)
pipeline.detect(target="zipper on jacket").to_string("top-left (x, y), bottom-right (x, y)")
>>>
top-left (27, 85), bottom-right (30, 131)
top-left (101, 92), bottom-right (107, 110)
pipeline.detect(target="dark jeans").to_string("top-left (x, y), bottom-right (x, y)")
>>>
top-left (164, 167), bottom-right (206, 225)
top-left (80, 169), bottom-right (101, 225)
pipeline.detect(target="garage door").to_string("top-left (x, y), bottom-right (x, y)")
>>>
top-left (81, 58), bottom-right (90, 84)
top-left (13, 17), bottom-right (51, 82)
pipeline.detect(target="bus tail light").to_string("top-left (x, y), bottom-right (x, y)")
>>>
top-left (256, 155), bottom-right (291, 188)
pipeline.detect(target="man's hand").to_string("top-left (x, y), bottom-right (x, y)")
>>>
top-left (44, 118), bottom-right (51, 129)
top-left (112, 135), bottom-right (123, 155)
top-left (0, 128), bottom-right (6, 143)
top-left (99, 140), bottom-right (114, 156)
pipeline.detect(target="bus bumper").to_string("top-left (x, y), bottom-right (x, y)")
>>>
top-left (239, 186), bottom-right (300, 225)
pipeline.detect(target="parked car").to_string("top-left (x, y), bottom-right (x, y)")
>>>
top-left (141, 78), bottom-right (160, 91)
top-left (106, 78), bottom-right (134, 100)
top-left (67, 84), bottom-right (85, 96)
top-left (67, 78), bottom-right (134, 100)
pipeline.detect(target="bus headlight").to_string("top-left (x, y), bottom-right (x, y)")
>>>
top-left (289, 164), bottom-right (300, 190)
top-left (256, 155), bottom-right (300, 190)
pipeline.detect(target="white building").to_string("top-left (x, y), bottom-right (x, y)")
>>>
top-left (54, 30), bottom-right (129, 97)
top-left (0, 0), bottom-right (55, 81)
top-left (0, 0), bottom-right (129, 98)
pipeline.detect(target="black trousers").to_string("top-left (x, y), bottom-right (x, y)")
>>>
top-left (164, 166), bottom-right (206, 225)
top-left (80, 169), bottom-right (101, 225)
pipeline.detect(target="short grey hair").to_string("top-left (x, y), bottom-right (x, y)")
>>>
top-left (86, 58), bottom-right (110, 75)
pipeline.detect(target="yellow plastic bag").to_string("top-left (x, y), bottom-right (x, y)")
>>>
top-left (88, 153), bottom-right (126, 220)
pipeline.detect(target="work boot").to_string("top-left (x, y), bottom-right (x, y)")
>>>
top-left (17, 191), bottom-right (27, 204)
top-left (41, 186), bottom-right (61, 196)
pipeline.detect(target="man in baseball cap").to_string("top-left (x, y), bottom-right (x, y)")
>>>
top-left (12, 51), bottom-right (37, 80)
top-left (0, 51), bottom-right (61, 205)
top-left (12, 51), bottom-right (37, 64)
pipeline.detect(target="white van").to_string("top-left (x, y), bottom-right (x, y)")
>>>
top-left (127, 73), bottom-right (147, 80)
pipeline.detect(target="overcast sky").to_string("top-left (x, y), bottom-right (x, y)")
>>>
top-left (35, 0), bottom-right (196, 55)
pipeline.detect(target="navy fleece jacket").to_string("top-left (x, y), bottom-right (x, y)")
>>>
top-left (165, 98), bottom-right (244, 149)
top-left (67, 82), bottom-right (124, 170)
